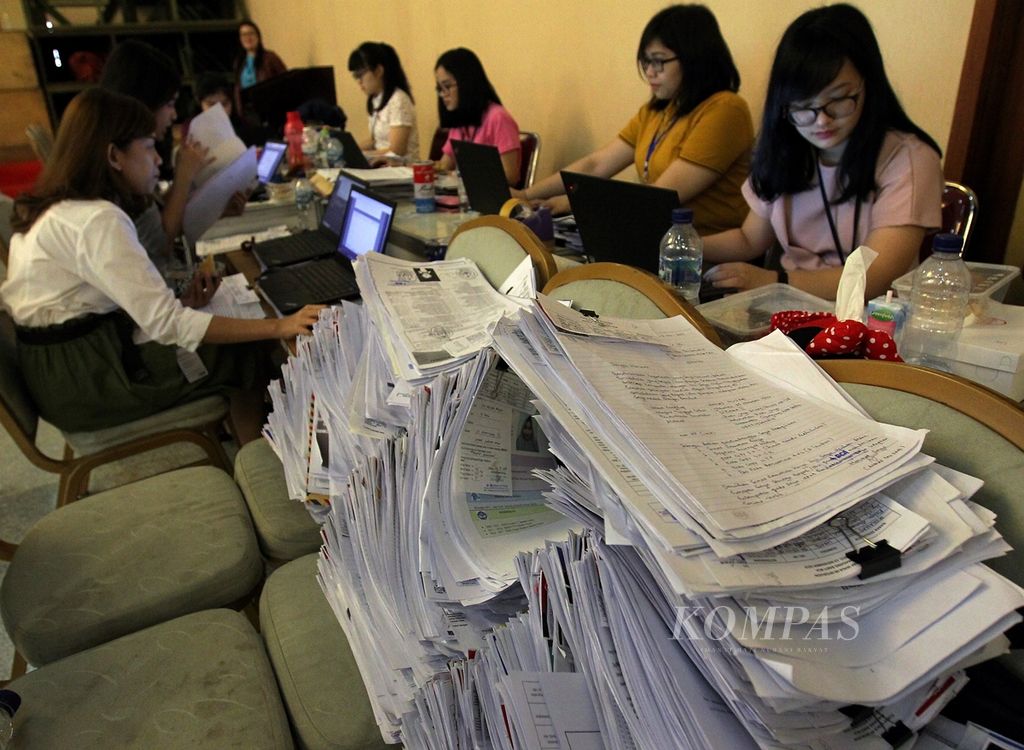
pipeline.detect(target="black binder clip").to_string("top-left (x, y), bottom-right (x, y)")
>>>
top-left (830, 516), bottom-right (902, 580)
top-left (881, 721), bottom-right (913, 748)
top-left (838, 704), bottom-right (874, 728)
top-left (577, 307), bottom-right (600, 318)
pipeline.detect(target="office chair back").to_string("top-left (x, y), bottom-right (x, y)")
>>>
top-left (447, 215), bottom-right (558, 290)
top-left (919, 181), bottom-right (979, 261)
top-left (542, 262), bottom-right (723, 346)
top-left (516, 131), bottom-right (541, 190)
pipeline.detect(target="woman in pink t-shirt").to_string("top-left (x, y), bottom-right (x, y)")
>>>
top-left (703, 4), bottom-right (943, 301)
top-left (435, 48), bottom-right (521, 185)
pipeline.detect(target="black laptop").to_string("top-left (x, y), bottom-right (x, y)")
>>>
top-left (452, 140), bottom-right (511, 214)
top-left (338, 131), bottom-right (372, 169)
top-left (253, 173), bottom-right (368, 268)
top-left (561, 171), bottom-right (679, 274)
top-left (256, 185), bottom-right (395, 314)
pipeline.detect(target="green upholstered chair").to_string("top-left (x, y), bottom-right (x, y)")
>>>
top-left (260, 554), bottom-right (388, 750)
top-left (820, 359), bottom-right (1024, 586)
top-left (542, 261), bottom-right (724, 346)
top-left (446, 215), bottom-right (558, 291)
top-left (234, 438), bottom-right (321, 562)
top-left (0, 311), bottom-right (232, 506)
top-left (4, 608), bottom-right (294, 749)
top-left (1, 466), bottom-right (264, 672)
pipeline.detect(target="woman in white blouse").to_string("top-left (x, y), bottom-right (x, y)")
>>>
top-left (347, 42), bottom-right (420, 161)
top-left (1, 88), bottom-right (321, 443)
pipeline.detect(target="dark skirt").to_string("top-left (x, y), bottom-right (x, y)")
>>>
top-left (17, 312), bottom-right (267, 432)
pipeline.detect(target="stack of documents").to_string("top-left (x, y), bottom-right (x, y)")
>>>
top-left (262, 267), bottom-right (1023, 748)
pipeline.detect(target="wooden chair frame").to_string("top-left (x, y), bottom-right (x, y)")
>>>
top-left (819, 359), bottom-right (1024, 449)
top-left (542, 262), bottom-right (724, 347)
top-left (518, 130), bottom-right (541, 189)
top-left (449, 214), bottom-right (559, 289)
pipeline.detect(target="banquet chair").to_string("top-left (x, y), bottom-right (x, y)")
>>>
top-left (2, 609), bottom-right (294, 749)
top-left (516, 131), bottom-right (541, 190)
top-left (1, 466), bottom-right (264, 676)
top-left (447, 214), bottom-right (558, 291)
top-left (0, 310), bottom-right (232, 506)
top-left (234, 437), bottom-right (321, 563)
top-left (819, 358), bottom-right (1024, 586)
top-left (542, 262), bottom-right (724, 347)
top-left (259, 554), bottom-right (389, 750)
top-left (918, 180), bottom-right (979, 260)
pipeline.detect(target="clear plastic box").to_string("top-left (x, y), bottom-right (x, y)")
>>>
top-left (697, 284), bottom-right (834, 344)
top-left (892, 262), bottom-right (1020, 303)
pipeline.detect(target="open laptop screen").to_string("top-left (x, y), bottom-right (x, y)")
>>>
top-left (257, 141), bottom-right (287, 184)
top-left (337, 186), bottom-right (395, 261)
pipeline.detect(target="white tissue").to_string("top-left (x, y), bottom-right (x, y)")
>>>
top-left (834, 245), bottom-right (878, 321)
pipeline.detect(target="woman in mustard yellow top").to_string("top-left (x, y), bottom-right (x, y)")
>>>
top-left (518, 4), bottom-right (753, 235)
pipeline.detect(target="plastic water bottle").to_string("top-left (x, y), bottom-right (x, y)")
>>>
top-left (0, 689), bottom-right (20, 749)
top-left (294, 177), bottom-right (318, 231)
top-left (659, 207), bottom-right (702, 303)
top-left (902, 233), bottom-right (972, 370)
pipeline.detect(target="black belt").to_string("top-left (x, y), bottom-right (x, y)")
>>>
top-left (16, 310), bottom-right (151, 382)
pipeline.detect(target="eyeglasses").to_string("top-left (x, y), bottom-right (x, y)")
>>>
top-left (435, 80), bottom-right (457, 96)
top-left (352, 69), bottom-right (368, 81)
top-left (786, 92), bottom-right (861, 126)
top-left (639, 56), bottom-right (678, 74)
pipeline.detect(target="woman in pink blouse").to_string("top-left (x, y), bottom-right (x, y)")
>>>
top-left (434, 48), bottom-right (521, 185)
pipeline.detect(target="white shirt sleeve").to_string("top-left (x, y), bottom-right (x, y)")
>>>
top-left (73, 206), bottom-right (212, 350)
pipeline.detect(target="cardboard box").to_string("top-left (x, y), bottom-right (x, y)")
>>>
top-left (948, 301), bottom-right (1024, 400)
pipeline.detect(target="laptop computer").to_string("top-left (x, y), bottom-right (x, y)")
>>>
top-left (256, 185), bottom-right (396, 314)
top-left (560, 171), bottom-right (679, 274)
top-left (451, 140), bottom-right (511, 215)
top-left (257, 141), bottom-right (287, 184)
top-left (252, 173), bottom-right (368, 268)
top-left (337, 130), bottom-right (372, 169)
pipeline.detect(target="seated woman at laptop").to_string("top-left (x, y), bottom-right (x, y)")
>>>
top-left (434, 48), bottom-right (521, 185)
top-left (516, 5), bottom-right (753, 235)
top-left (702, 4), bottom-right (943, 301)
top-left (348, 42), bottom-right (420, 161)
top-left (2, 88), bottom-right (321, 444)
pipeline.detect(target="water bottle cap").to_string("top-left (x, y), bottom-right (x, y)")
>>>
top-left (0, 689), bottom-right (20, 717)
top-left (671, 207), bottom-right (694, 224)
top-left (932, 232), bottom-right (963, 254)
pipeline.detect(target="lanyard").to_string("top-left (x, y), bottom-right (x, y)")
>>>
top-left (816, 160), bottom-right (861, 265)
top-left (643, 113), bottom-right (679, 182)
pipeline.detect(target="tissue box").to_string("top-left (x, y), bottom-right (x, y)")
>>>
top-left (947, 301), bottom-right (1024, 400)
top-left (893, 262), bottom-right (1020, 303)
top-left (697, 284), bottom-right (834, 345)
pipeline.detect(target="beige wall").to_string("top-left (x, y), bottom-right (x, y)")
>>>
top-left (247, 0), bottom-right (974, 183)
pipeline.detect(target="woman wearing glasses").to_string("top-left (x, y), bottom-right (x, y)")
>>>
top-left (435, 48), bottom-right (521, 185)
top-left (517, 4), bottom-right (753, 235)
top-left (348, 42), bottom-right (419, 160)
top-left (703, 4), bottom-right (943, 300)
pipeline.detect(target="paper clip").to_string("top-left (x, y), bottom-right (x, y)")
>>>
top-left (829, 515), bottom-right (901, 580)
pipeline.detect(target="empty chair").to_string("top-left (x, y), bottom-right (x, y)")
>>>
top-left (260, 554), bottom-right (388, 749)
top-left (820, 358), bottom-right (1024, 586)
top-left (516, 130), bottom-right (541, 190)
top-left (918, 180), bottom-right (979, 260)
top-left (4, 609), bottom-right (294, 749)
top-left (446, 214), bottom-right (558, 291)
top-left (0, 310), bottom-right (231, 506)
top-left (1, 466), bottom-right (264, 671)
top-left (542, 261), bottom-right (723, 346)
top-left (234, 437), bottom-right (321, 562)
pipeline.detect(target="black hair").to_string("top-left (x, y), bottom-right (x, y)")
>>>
top-left (347, 42), bottom-right (414, 116)
top-left (638, 4), bottom-right (741, 116)
top-left (194, 72), bottom-right (233, 105)
top-left (99, 39), bottom-right (180, 112)
top-left (233, 19), bottom-right (266, 82)
top-left (434, 48), bottom-right (502, 129)
top-left (750, 3), bottom-right (940, 203)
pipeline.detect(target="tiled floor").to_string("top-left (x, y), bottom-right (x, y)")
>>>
top-left (0, 421), bottom-right (234, 679)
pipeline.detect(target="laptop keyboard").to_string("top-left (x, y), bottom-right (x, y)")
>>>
top-left (258, 231), bottom-right (333, 265)
top-left (293, 261), bottom-right (360, 301)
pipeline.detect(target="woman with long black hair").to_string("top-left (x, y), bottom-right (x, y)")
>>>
top-left (348, 42), bottom-right (419, 160)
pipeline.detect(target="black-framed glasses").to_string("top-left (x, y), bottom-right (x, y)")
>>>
top-left (435, 80), bottom-right (457, 96)
top-left (786, 91), bottom-right (861, 126)
top-left (639, 56), bottom-right (678, 74)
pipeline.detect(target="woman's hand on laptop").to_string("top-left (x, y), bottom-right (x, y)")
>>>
top-left (275, 305), bottom-right (326, 339)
